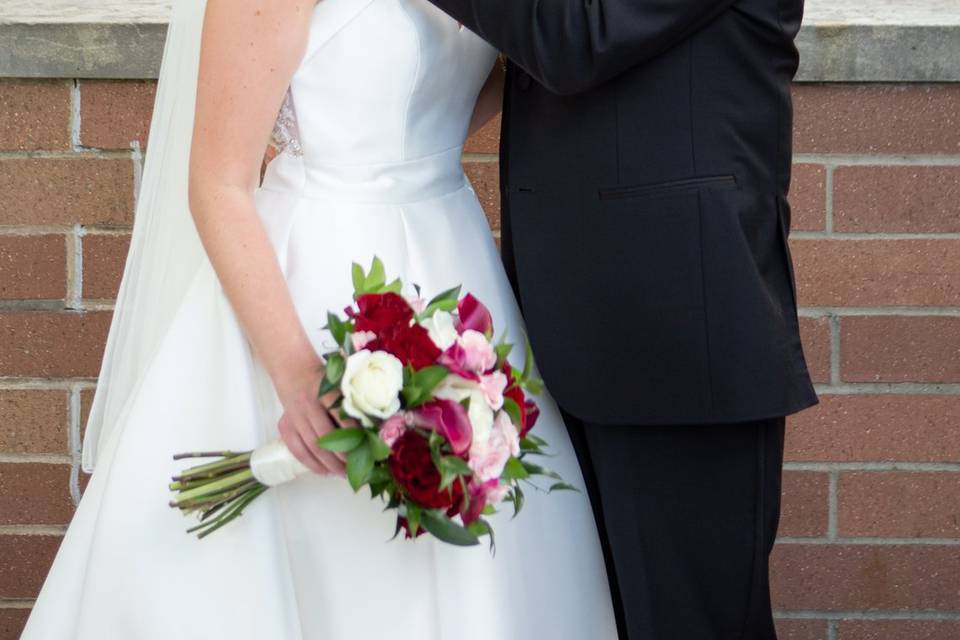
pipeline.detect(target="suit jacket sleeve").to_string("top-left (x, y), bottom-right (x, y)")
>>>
top-left (430, 0), bottom-right (736, 95)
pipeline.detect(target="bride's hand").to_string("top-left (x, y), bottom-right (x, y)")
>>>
top-left (275, 367), bottom-right (348, 477)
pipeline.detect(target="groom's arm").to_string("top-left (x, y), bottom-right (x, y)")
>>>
top-left (432, 0), bottom-right (735, 95)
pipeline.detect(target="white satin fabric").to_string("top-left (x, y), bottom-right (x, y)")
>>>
top-left (21, 0), bottom-right (619, 637)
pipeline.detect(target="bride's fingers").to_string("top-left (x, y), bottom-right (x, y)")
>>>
top-left (300, 410), bottom-right (347, 476)
top-left (279, 416), bottom-right (329, 476)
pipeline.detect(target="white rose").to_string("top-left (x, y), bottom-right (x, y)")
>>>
top-left (468, 389), bottom-right (494, 449)
top-left (421, 310), bottom-right (458, 351)
top-left (432, 375), bottom-right (477, 403)
top-left (340, 350), bottom-right (404, 426)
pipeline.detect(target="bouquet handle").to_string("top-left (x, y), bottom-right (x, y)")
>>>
top-left (250, 438), bottom-right (311, 487)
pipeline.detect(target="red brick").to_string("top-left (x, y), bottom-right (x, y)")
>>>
top-left (799, 316), bottom-right (831, 384)
top-left (0, 535), bottom-right (62, 598)
top-left (776, 619), bottom-right (828, 640)
top-left (0, 235), bottom-right (67, 300)
top-left (835, 166), bottom-right (960, 233)
top-left (793, 85), bottom-right (960, 154)
top-left (0, 80), bottom-right (71, 151)
top-left (464, 113), bottom-right (501, 154)
top-left (841, 316), bottom-right (960, 383)
top-left (779, 472), bottom-right (829, 537)
top-left (0, 609), bottom-right (31, 640)
top-left (0, 463), bottom-right (73, 525)
top-left (82, 233), bottom-right (131, 300)
top-left (79, 80), bottom-right (156, 149)
top-left (771, 544), bottom-right (960, 610)
top-left (0, 157), bottom-right (134, 226)
top-left (463, 161), bottom-right (500, 230)
top-left (789, 164), bottom-right (827, 232)
top-left (791, 239), bottom-right (960, 307)
top-left (0, 311), bottom-right (112, 378)
top-left (839, 620), bottom-right (960, 640)
top-left (0, 390), bottom-right (69, 455)
top-left (839, 471), bottom-right (960, 538)
top-left (786, 395), bottom-right (960, 463)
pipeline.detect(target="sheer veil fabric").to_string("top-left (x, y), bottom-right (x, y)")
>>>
top-left (81, 0), bottom-right (209, 473)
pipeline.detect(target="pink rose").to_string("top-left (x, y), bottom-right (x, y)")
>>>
top-left (468, 412), bottom-right (518, 481)
top-left (479, 371), bottom-right (508, 410)
top-left (459, 330), bottom-right (497, 373)
top-left (378, 413), bottom-right (407, 447)
top-left (351, 330), bottom-right (377, 351)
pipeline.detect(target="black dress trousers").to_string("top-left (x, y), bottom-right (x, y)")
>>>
top-left (562, 411), bottom-right (786, 640)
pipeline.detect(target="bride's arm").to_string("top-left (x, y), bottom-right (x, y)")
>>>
top-left (189, 0), bottom-right (345, 476)
top-left (468, 60), bottom-right (505, 137)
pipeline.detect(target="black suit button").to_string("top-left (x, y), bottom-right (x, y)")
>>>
top-left (516, 70), bottom-right (532, 90)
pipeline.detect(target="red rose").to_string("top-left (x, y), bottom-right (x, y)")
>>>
top-left (354, 293), bottom-right (414, 334)
top-left (388, 431), bottom-right (464, 510)
top-left (372, 322), bottom-right (440, 370)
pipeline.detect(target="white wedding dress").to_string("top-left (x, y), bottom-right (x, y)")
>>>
top-left (20, 0), bottom-right (618, 638)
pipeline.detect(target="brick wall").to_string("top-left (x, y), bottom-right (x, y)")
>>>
top-left (1, 80), bottom-right (959, 639)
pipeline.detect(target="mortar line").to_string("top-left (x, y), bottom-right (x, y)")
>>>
top-left (132, 140), bottom-right (144, 209)
top-left (793, 154), bottom-right (960, 166)
top-left (791, 232), bottom-right (960, 240)
top-left (68, 384), bottom-right (82, 506)
top-left (774, 610), bottom-right (960, 621)
top-left (0, 378), bottom-right (97, 391)
top-left (824, 164), bottom-right (834, 234)
top-left (69, 225), bottom-right (82, 310)
top-left (70, 80), bottom-right (81, 151)
top-left (777, 536), bottom-right (960, 545)
top-left (799, 307), bottom-right (960, 317)
top-left (0, 453), bottom-right (73, 464)
top-left (0, 600), bottom-right (35, 609)
top-left (826, 620), bottom-right (838, 640)
top-left (0, 525), bottom-right (67, 536)
top-left (784, 462), bottom-right (960, 472)
top-left (460, 153), bottom-right (499, 163)
top-left (812, 382), bottom-right (960, 395)
top-left (829, 315), bottom-right (841, 386)
top-left (0, 150), bottom-right (133, 160)
top-left (827, 470), bottom-right (839, 539)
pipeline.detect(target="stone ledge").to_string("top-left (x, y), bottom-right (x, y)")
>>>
top-left (0, 0), bottom-right (958, 81)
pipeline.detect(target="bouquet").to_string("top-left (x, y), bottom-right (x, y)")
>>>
top-left (169, 258), bottom-right (573, 547)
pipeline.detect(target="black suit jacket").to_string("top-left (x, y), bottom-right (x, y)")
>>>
top-left (431, 0), bottom-right (819, 424)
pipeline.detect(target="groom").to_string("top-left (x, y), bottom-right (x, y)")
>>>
top-left (428, 0), bottom-right (818, 637)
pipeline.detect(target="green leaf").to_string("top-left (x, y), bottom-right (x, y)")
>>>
top-left (367, 431), bottom-right (392, 462)
top-left (420, 285), bottom-right (462, 319)
top-left (494, 341), bottom-right (513, 366)
top-left (521, 460), bottom-right (563, 480)
top-left (511, 484), bottom-right (525, 518)
top-left (548, 482), bottom-right (580, 493)
top-left (406, 502), bottom-right (422, 537)
top-left (325, 312), bottom-right (348, 347)
top-left (519, 438), bottom-right (544, 454)
top-left (441, 455), bottom-right (472, 477)
top-left (382, 277), bottom-right (403, 294)
top-left (365, 256), bottom-right (386, 291)
top-left (466, 517), bottom-right (496, 554)
top-left (501, 456), bottom-right (529, 481)
top-left (521, 336), bottom-right (535, 382)
top-left (502, 397), bottom-right (522, 428)
top-left (420, 509), bottom-right (480, 546)
top-left (324, 353), bottom-right (346, 386)
top-left (315, 427), bottom-right (365, 453)
top-left (351, 263), bottom-right (366, 296)
top-left (523, 377), bottom-right (544, 396)
top-left (346, 441), bottom-right (374, 491)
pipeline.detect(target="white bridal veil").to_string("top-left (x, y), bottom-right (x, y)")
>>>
top-left (81, 0), bottom-right (209, 472)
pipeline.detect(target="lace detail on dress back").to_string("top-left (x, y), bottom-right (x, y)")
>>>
top-left (270, 89), bottom-right (303, 157)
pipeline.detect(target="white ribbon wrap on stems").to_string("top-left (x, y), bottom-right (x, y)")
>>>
top-left (249, 438), bottom-right (311, 487)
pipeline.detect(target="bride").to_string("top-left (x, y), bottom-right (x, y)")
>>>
top-left (20, 0), bottom-right (617, 638)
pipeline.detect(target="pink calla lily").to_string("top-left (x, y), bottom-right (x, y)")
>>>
top-left (412, 399), bottom-right (473, 456)
top-left (457, 294), bottom-right (493, 336)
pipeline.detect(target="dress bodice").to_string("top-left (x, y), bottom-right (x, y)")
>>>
top-left (270, 0), bottom-right (497, 168)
